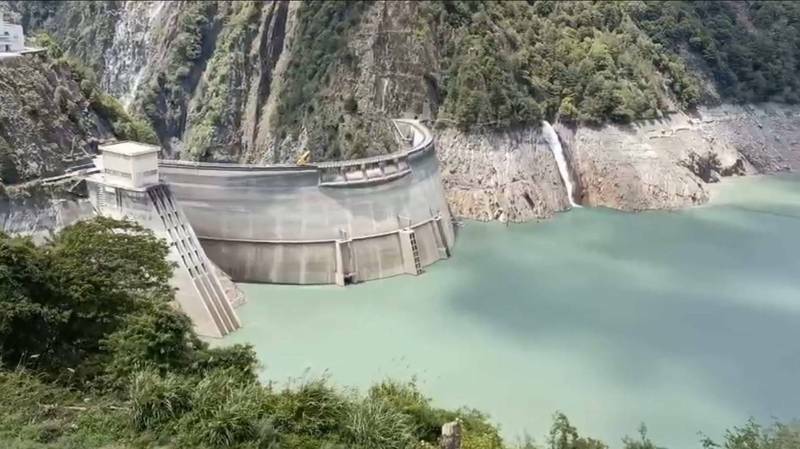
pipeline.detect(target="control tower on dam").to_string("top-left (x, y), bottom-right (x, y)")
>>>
top-left (159, 119), bottom-right (455, 285)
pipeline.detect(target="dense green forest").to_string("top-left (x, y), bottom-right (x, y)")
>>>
top-left (426, 1), bottom-right (699, 127)
top-left (424, 0), bottom-right (800, 128)
top-left (631, 1), bottom-right (800, 104)
top-left (0, 218), bottom-right (797, 449)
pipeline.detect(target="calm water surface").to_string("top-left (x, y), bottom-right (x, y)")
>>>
top-left (223, 175), bottom-right (800, 448)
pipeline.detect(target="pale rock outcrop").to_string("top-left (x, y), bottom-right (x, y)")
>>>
top-left (436, 126), bottom-right (570, 222)
top-left (435, 103), bottom-right (799, 221)
top-left (696, 103), bottom-right (800, 172)
top-left (559, 103), bottom-right (799, 212)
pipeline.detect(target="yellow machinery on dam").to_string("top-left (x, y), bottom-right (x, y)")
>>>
top-left (158, 119), bottom-right (455, 286)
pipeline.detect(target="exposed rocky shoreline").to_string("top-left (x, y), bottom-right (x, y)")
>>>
top-left (3, 102), bottom-right (799, 235)
top-left (437, 103), bottom-right (800, 222)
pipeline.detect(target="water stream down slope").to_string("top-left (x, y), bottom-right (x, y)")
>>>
top-left (542, 121), bottom-right (579, 207)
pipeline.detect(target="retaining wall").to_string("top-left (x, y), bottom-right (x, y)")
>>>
top-left (159, 120), bottom-right (455, 285)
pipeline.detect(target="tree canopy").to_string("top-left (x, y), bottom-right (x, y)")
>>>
top-left (424, 1), bottom-right (800, 129)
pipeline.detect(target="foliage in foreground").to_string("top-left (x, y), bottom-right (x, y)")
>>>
top-left (0, 217), bottom-right (798, 449)
top-left (2, 367), bottom-right (798, 449)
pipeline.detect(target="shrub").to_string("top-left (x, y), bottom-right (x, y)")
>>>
top-left (344, 95), bottom-right (358, 114)
top-left (549, 412), bottom-right (608, 449)
top-left (90, 92), bottom-right (158, 144)
top-left (101, 303), bottom-right (199, 385)
top-left (0, 218), bottom-right (173, 377)
top-left (53, 86), bottom-right (71, 113)
top-left (368, 380), bottom-right (445, 442)
top-left (344, 397), bottom-right (416, 449)
top-left (129, 369), bottom-right (192, 431)
top-left (701, 419), bottom-right (800, 449)
top-left (268, 378), bottom-right (348, 437)
top-left (191, 344), bottom-right (259, 381)
top-left (0, 138), bottom-right (20, 185)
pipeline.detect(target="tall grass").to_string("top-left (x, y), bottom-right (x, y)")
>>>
top-left (345, 397), bottom-right (416, 449)
top-left (130, 369), bottom-right (192, 431)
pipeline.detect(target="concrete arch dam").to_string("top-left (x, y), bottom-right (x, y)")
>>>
top-left (159, 120), bottom-right (455, 285)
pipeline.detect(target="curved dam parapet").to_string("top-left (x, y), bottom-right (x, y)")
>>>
top-left (159, 120), bottom-right (455, 285)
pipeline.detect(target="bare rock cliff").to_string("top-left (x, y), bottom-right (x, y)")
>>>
top-left (563, 103), bottom-right (799, 212)
top-left (435, 103), bottom-right (800, 222)
top-left (0, 56), bottom-right (114, 184)
top-left (436, 127), bottom-right (569, 222)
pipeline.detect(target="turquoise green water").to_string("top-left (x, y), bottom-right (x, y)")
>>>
top-left (223, 175), bottom-right (800, 448)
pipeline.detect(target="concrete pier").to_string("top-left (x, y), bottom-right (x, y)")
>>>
top-left (159, 120), bottom-right (455, 285)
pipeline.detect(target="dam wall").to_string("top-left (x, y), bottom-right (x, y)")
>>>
top-left (159, 120), bottom-right (455, 285)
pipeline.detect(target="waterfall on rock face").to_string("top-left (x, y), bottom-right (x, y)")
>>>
top-left (542, 121), bottom-right (579, 207)
top-left (102, 1), bottom-right (165, 108)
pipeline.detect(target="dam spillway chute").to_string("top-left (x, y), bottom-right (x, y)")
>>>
top-left (147, 184), bottom-right (240, 335)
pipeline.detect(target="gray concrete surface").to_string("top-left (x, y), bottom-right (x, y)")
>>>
top-left (85, 177), bottom-right (241, 338)
top-left (160, 120), bottom-right (456, 284)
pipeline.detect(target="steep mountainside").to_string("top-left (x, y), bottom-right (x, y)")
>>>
top-left (1, 1), bottom-right (694, 159)
top-left (0, 52), bottom-right (152, 184)
top-left (0, 51), bottom-right (155, 235)
top-left (2, 0), bottom-right (799, 221)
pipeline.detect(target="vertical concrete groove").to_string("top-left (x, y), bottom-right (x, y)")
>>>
top-left (148, 185), bottom-right (240, 335)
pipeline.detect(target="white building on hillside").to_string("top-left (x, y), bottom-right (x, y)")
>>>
top-left (0, 17), bottom-right (24, 53)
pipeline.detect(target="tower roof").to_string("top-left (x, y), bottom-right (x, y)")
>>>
top-left (99, 141), bottom-right (160, 157)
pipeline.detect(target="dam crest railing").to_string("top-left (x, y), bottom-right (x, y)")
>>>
top-left (158, 119), bottom-right (434, 187)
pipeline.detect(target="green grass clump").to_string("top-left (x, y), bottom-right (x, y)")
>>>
top-left (344, 397), bottom-right (416, 449)
top-left (267, 378), bottom-right (349, 438)
top-left (176, 369), bottom-right (270, 447)
top-left (130, 370), bottom-right (193, 431)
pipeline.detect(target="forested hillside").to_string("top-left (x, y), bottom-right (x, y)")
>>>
top-left (3, 0), bottom-right (799, 162)
top-left (632, 1), bottom-right (800, 104)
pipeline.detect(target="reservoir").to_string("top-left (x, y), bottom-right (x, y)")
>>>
top-left (223, 174), bottom-right (800, 448)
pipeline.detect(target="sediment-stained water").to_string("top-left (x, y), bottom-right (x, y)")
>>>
top-left (222, 174), bottom-right (800, 448)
